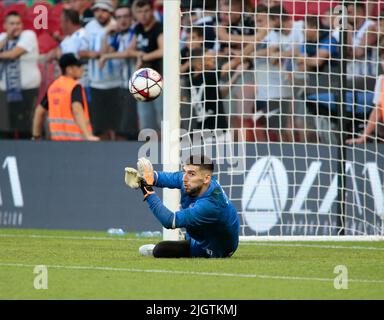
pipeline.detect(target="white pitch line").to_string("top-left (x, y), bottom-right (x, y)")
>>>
top-left (240, 242), bottom-right (384, 251)
top-left (1, 262), bottom-right (384, 285)
top-left (0, 234), bottom-right (143, 241)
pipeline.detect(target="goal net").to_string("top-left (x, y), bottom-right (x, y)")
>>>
top-left (164, 0), bottom-right (384, 240)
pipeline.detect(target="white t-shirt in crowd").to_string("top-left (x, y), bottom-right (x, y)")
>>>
top-left (347, 19), bottom-right (378, 78)
top-left (276, 20), bottom-right (305, 53)
top-left (61, 27), bottom-right (89, 86)
top-left (0, 30), bottom-right (41, 90)
top-left (60, 27), bottom-right (86, 55)
top-left (80, 18), bottom-right (122, 89)
top-left (253, 25), bottom-right (302, 100)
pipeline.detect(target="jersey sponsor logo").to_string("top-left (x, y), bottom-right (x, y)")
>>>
top-left (136, 35), bottom-right (149, 50)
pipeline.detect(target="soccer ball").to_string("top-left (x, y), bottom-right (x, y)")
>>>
top-left (128, 67), bottom-right (163, 102)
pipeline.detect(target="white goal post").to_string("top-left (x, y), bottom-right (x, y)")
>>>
top-left (163, 0), bottom-right (384, 241)
top-left (162, 0), bottom-right (182, 241)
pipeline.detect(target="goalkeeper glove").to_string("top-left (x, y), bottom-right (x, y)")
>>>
top-left (124, 167), bottom-right (141, 189)
top-left (137, 157), bottom-right (155, 185)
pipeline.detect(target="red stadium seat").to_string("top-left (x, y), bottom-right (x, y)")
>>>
top-left (37, 31), bottom-right (59, 54)
top-left (49, 2), bottom-right (65, 20)
top-left (0, 3), bottom-right (4, 33)
top-left (49, 3), bottom-right (65, 36)
top-left (283, 1), bottom-right (339, 20)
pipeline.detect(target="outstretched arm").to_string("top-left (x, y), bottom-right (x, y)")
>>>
top-left (124, 163), bottom-right (219, 228)
top-left (345, 105), bottom-right (382, 144)
top-left (146, 194), bottom-right (218, 229)
top-left (154, 171), bottom-right (183, 189)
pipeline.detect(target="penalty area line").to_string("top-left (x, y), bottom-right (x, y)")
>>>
top-left (0, 262), bottom-right (383, 285)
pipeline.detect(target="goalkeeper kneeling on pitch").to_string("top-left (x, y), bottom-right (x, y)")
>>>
top-left (125, 155), bottom-right (240, 258)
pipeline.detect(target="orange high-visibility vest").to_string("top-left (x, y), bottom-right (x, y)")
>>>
top-left (47, 76), bottom-right (92, 141)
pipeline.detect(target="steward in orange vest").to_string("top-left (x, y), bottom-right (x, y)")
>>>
top-left (32, 53), bottom-right (99, 141)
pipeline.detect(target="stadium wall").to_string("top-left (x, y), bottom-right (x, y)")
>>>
top-left (0, 141), bottom-right (161, 231)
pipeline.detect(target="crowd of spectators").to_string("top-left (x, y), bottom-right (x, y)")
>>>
top-left (179, 0), bottom-right (384, 144)
top-left (0, 0), bottom-right (384, 144)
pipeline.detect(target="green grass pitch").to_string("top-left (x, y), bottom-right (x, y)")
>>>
top-left (0, 228), bottom-right (383, 299)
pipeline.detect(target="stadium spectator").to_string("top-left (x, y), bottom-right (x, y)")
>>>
top-left (68, 0), bottom-right (95, 26)
top-left (265, 5), bottom-right (305, 142)
top-left (344, 1), bottom-right (378, 128)
top-left (153, 0), bottom-right (164, 23)
top-left (130, 0), bottom-right (163, 132)
top-left (90, 0), bottom-right (162, 133)
top-left (46, 9), bottom-right (86, 61)
top-left (346, 57), bottom-right (384, 145)
top-left (220, 5), bottom-right (265, 141)
top-left (321, 5), bottom-right (341, 43)
top-left (216, 0), bottom-right (255, 57)
top-left (180, 26), bottom-right (204, 74)
top-left (251, 5), bottom-right (295, 142)
top-left (85, 0), bottom-right (163, 131)
top-left (180, 26), bottom-right (204, 130)
top-left (79, 0), bottom-right (123, 140)
top-left (59, 9), bottom-right (87, 56)
top-left (183, 48), bottom-right (230, 132)
top-left (296, 15), bottom-right (341, 144)
top-left (99, 4), bottom-right (138, 140)
top-left (125, 155), bottom-right (240, 258)
top-left (379, 9), bottom-right (384, 48)
top-left (32, 53), bottom-right (99, 141)
top-left (188, 7), bottom-right (217, 51)
top-left (0, 11), bottom-right (41, 139)
top-left (56, 9), bottom-right (90, 88)
top-left (221, 5), bottom-right (293, 142)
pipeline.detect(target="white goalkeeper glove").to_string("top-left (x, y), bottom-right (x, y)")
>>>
top-left (124, 166), bottom-right (155, 200)
top-left (124, 167), bottom-right (142, 189)
top-left (137, 157), bottom-right (155, 185)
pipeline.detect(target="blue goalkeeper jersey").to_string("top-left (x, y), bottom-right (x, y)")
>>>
top-left (146, 171), bottom-right (240, 258)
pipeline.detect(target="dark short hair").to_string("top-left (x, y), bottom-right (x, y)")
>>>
top-left (269, 5), bottom-right (289, 22)
top-left (62, 9), bottom-right (81, 25)
top-left (185, 155), bottom-right (214, 173)
top-left (305, 15), bottom-right (320, 29)
top-left (59, 53), bottom-right (83, 74)
top-left (256, 4), bottom-right (268, 14)
top-left (5, 11), bottom-right (21, 20)
top-left (133, 0), bottom-right (153, 9)
top-left (116, 4), bottom-right (131, 11)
